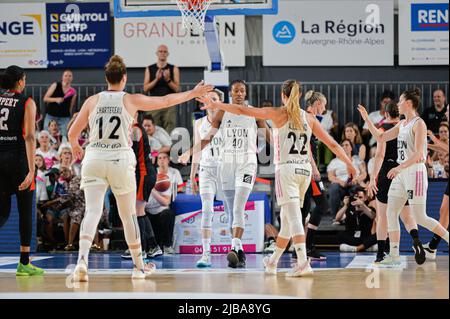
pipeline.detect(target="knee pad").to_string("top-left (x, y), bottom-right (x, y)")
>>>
top-left (200, 193), bottom-right (215, 230)
top-left (284, 202), bottom-right (304, 237)
top-left (386, 197), bottom-right (405, 233)
top-left (232, 210), bottom-right (245, 229)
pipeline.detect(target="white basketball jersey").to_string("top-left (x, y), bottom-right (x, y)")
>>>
top-left (86, 91), bottom-right (133, 154)
top-left (221, 107), bottom-right (258, 164)
top-left (273, 109), bottom-right (312, 166)
top-left (198, 116), bottom-right (223, 167)
top-left (397, 117), bottom-right (427, 164)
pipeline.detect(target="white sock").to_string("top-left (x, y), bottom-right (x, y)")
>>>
top-left (270, 246), bottom-right (285, 264)
top-left (202, 238), bottom-right (211, 254)
top-left (78, 239), bottom-right (91, 266)
top-left (391, 242), bottom-right (400, 257)
top-left (294, 243), bottom-right (307, 264)
top-left (232, 238), bottom-right (243, 251)
top-left (443, 232), bottom-right (449, 244)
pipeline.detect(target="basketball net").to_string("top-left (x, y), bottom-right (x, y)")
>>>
top-left (176, 0), bottom-right (213, 32)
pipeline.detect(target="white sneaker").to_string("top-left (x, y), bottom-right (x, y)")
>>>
top-left (340, 244), bottom-right (357, 252)
top-left (73, 260), bottom-right (88, 282)
top-left (147, 246), bottom-right (163, 258)
top-left (366, 245), bottom-right (378, 252)
top-left (196, 253), bottom-right (212, 268)
top-left (423, 243), bottom-right (437, 261)
top-left (131, 262), bottom-right (156, 279)
top-left (378, 255), bottom-right (402, 267)
top-left (262, 256), bottom-right (277, 275)
top-left (163, 246), bottom-right (175, 255)
top-left (287, 261), bottom-right (313, 277)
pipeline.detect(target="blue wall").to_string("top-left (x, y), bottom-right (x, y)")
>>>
top-left (0, 196), bottom-right (37, 253)
top-left (400, 180), bottom-right (448, 252)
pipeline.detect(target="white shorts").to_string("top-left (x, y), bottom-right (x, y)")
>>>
top-left (81, 150), bottom-right (137, 196)
top-left (275, 163), bottom-right (312, 207)
top-left (199, 166), bottom-right (220, 195)
top-left (388, 163), bottom-right (428, 205)
top-left (219, 161), bottom-right (257, 191)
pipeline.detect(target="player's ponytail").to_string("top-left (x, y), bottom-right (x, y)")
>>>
top-left (0, 65), bottom-right (25, 90)
top-left (402, 88), bottom-right (422, 110)
top-left (105, 55), bottom-right (126, 84)
top-left (283, 80), bottom-right (304, 132)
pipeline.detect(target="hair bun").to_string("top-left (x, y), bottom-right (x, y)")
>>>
top-left (109, 55), bottom-right (123, 64)
top-left (413, 88), bottom-right (422, 97)
top-left (304, 90), bottom-right (314, 101)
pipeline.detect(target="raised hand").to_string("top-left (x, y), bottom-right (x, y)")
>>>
top-left (191, 81), bottom-right (214, 98)
top-left (178, 150), bottom-right (191, 165)
top-left (197, 95), bottom-right (215, 110)
top-left (357, 104), bottom-right (370, 122)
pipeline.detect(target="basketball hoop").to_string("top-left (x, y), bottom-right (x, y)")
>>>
top-left (176, 0), bottom-right (213, 32)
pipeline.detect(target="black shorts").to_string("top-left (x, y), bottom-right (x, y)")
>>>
top-left (136, 169), bottom-right (156, 202)
top-left (0, 150), bottom-right (29, 195)
top-left (376, 161), bottom-right (410, 206)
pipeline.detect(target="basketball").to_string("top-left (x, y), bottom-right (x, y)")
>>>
top-left (155, 173), bottom-right (171, 192)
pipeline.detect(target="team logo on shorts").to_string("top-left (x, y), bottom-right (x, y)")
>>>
top-left (407, 190), bottom-right (414, 200)
top-left (295, 168), bottom-right (310, 176)
top-left (243, 174), bottom-right (253, 184)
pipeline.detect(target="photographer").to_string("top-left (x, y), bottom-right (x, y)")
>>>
top-left (335, 187), bottom-right (377, 252)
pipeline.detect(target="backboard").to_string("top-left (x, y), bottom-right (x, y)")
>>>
top-left (114, 0), bottom-right (278, 18)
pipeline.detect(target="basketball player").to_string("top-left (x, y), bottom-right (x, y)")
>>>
top-left (0, 65), bottom-right (45, 276)
top-left (364, 102), bottom-right (425, 264)
top-left (68, 55), bottom-right (213, 281)
top-left (423, 105), bottom-right (449, 259)
top-left (190, 89), bottom-right (225, 267)
top-left (299, 91), bottom-right (332, 260)
top-left (358, 89), bottom-right (449, 266)
top-left (199, 80), bottom-right (357, 276)
top-left (181, 80), bottom-right (271, 269)
top-left (121, 113), bottom-right (158, 260)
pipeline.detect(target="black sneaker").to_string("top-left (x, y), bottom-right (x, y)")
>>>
top-left (227, 249), bottom-right (239, 268)
top-left (412, 239), bottom-right (426, 265)
top-left (307, 248), bottom-right (327, 261)
top-left (237, 250), bottom-right (246, 268)
top-left (374, 252), bottom-right (385, 263)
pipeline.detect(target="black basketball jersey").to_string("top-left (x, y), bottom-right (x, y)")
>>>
top-left (0, 90), bottom-right (30, 152)
top-left (133, 122), bottom-right (154, 176)
top-left (380, 122), bottom-right (399, 164)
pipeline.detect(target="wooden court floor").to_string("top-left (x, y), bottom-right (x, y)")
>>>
top-left (0, 256), bottom-right (447, 299)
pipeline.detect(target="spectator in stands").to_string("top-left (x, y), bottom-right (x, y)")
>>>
top-left (62, 173), bottom-right (84, 251)
top-left (327, 139), bottom-right (367, 218)
top-left (36, 130), bottom-right (58, 169)
top-left (428, 151), bottom-right (449, 179)
top-left (143, 44), bottom-right (180, 133)
top-left (47, 120), bottom-right (64, 151)
top-left (361, 90), bottom-right (395, 146)
top-left (52, 146), bottom-right (80, 176)
top-left (35, 154), bottom-right (49, 203)
top-left (336, 187), bottom-right (377, 252)
top-left (145, 153), bottom-right (179, 254)
top-left (142, 114), bottom-right (172, 155)
top-left (422, 89), bottom-right (447, 134)
top-left (341, 123), bottom-right (366, 161)
top-left (40, 167), bottom-right (71, 248)
top-left (43, 70), bottom-right (77, 137)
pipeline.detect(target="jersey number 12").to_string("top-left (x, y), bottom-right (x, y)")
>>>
top-left (96, 116), bottom-right (121, 140)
